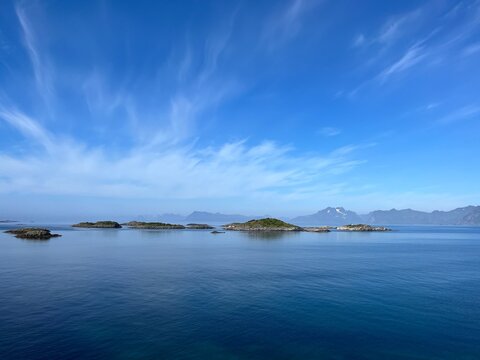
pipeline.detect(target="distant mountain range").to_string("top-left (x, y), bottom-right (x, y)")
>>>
top-left (138, 206), bottom-right (480, 226)
top-left (366, 206), bottom-right (480, 225)
top-left (293, 206), bottom-right (480, 226)
top-left (292, 207), bottom-right (362, 226)
top-left (184, 211), bottom-right (254, 223)
top-left (151, 211), bottom-right (262, 224)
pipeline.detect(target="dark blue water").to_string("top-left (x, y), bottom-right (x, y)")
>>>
top-left (1, 225), bottom-right (479, 359)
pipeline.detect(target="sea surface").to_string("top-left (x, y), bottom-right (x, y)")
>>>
top-left (0, 224), bottom-right (479, 359)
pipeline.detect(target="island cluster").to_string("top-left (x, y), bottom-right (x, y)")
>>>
top-left (4, 218), bottom-right (391, 240)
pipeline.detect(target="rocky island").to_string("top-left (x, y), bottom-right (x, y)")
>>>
top-left (126, 221), bottom-right (185, 229)
top-left (5, 228), bottom-right (61, 240)
top-left (336, 224), bottom-right (391, 232)
top-left (224, 218), bottom-right (303, 231)
top-left (186, 223), bottom-right (214, 229)
top-left (303, 226), bottom-right (331, 233)
top-left (72, 221), bottom-right (122, 228)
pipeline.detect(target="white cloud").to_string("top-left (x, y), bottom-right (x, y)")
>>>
top-left (377, 44), bottom-right (426, 83)
top-left (0, 109), bottom-right (367, 201)
top-left (0, 107), bottom-right (54, 151)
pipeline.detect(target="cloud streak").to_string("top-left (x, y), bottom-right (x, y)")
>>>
top-left (15, 3), bottom-right (54, 102)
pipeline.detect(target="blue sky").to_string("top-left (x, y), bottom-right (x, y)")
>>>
top-left (1, 0), bottom-right (479, 220)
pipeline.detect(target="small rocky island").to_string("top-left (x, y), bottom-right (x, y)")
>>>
top-left (186, 223), bottom-right (214, 229)
top-left (224, 218), bottom-right (303, 231)
top-left (5, 228), bottom-right (61, 240)
top-left (303, 226), bottom-right (331, 233)
top-left (336, 224), bottom-right (391, 232)
top-left (126, 221), bottom-right (186, 229)
top-left (72, 221), bottom-right (122, 228)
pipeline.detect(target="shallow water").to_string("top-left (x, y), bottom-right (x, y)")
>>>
top-left (0, 225), bottom-right (479, 359)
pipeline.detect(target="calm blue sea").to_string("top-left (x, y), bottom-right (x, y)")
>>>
top-left (0, 225), bottom-right (479, 359)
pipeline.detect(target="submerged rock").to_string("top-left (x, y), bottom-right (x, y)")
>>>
top-left (72, 221), bottom-right (122, 228)
top-left (211, 230), bottom-right (225, 234)
top-left (5, 228), bottom-right (61, 240)
top-left (126, 221), bottom-right (185, 229)
top-left (224, 218), bottom-right (302, 231)
top-left (336, 224), bottom-right (391, 232)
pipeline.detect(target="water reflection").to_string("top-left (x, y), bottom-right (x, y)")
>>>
top-left (240, 231), bottom-right (301, 241)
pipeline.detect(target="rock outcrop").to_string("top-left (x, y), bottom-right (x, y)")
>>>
top-left (5, 228), bottom-right (61, 240)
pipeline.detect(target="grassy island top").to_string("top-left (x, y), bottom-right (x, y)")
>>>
top-left (126, 221), bottom-right (185, 229)
top-left (72, 221), bottom-right (122, 228)
top-left (224, 218), bottom-right (302, 231)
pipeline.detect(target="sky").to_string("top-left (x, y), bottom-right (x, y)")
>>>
top-left (0, 0), bottom-right (479, 220)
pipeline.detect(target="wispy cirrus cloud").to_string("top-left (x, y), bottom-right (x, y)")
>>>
top-left (377, 43), bottom-right (427, 83)
top-left (0, 108), bottom-right (367, 200)
top-left (462, 42), bottom-right (480, 57)
top-left (262, 0), bottom-right (321, 49)
top-left (354, 8), bottom-right (422, 49)
top-left (437, 105), bottom-right (480, 124)
top-left (1, 2), bottom-right (369, 204)
top-left (348, 1), bottom-right (480, 93)
top-left (0, 107), bottom-right (54, 151)
top-left (15, 2), bottom-right (54, 102)
top-left (318, 126), bottom-right (341, 137)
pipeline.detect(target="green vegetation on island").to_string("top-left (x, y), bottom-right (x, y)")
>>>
top-left (126, 221), bottom-right (185, 229)
top-left (224, 218), bottom-right (303, 231)
top-left (5, 228), bottom-right (61, 240)
top-left (72, 221), bottom-right (122, 228)
top-left (336, 224), bottom-right (391, 232)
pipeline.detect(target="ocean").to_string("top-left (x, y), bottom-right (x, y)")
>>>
top-left (0, 225), bottom-right (479, 359)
